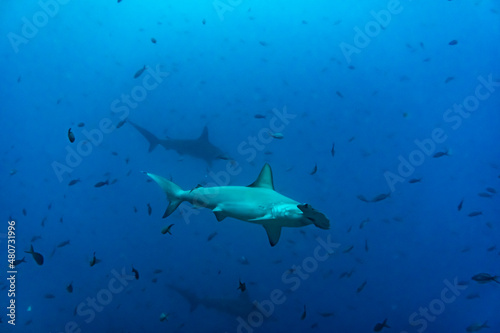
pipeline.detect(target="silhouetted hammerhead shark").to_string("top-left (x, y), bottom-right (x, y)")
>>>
top-left (127, 120), bottom-right (229, 165)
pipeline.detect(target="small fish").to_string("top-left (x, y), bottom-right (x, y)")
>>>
top-left (331, 143), bottom-right (335, 157)
top-left (68, 179), bottom-right (80, 186)
top-left (371, 193), bottom-right (390, 202)
top-left (301, 305), bottom-right (307, 320)
top-left (472, 273), bottom-right (499, 284)
top-left (457, 199), bottom-right (464, 211)
top-left (90, 252), bottom-right (98, 267)
top-left (66, 282), bottom-right (73, 293)
top-left (318, 312), bottom-right (334, 317)
top-left (132, 266), bottom-right (139, 280)
top-left (94, 180), bottom-right (109, 188)
top-left (14, 257), bottom-right (26, 266)
top-left (356, 280), bottom-right (367, 293)
top-left (357, 195), bottom-right (369, 203)
top-left (159, 313), bottom-right (170, 322)
top-left (207, 231), bottom-right (217, 241)
top-left (468, 211), bottom-right (483, 217)
top-left (269, 131), bottom-right (284, 139)
top-left (31, 235), bottom-right (42, 242)
top-left (24, 245), bottom-right (44, 265)
top-left (237, 279), bottom-right (246, 292)
top-left (44, 294), bottom-right (55, 299)
top-left (478, 192), bottom-right (492, 198)
top-left (444, 76), bottom-right (454, 83)
top-left (365, 239), bottom-right (369, 252)
top-left (487, 245), bottom-right (496, 252)
top-left (151, 37), bottom-right (157, 44)
top-left (466, 321), bottom-right (489, 332)
top-left (202, 18), bottom-right (206, 25)
top-left (336, 91), bottom-right (344, 98)
top-left (57, 240), bottom-right (70, 248)
top-left (258, 41), bottom-right (268, 46)
top-left (466, 293), bottom-right (480, 300)
top-left (134, 65), bottom-right (147, 79)
top-left (68, 128), bottom-right (75, 143)
top-left (153, 269), bottom-right (162, 274)
top-left (359, 218), bottom-right (369, 229)
top-left (448, 39), bottom-right (458, 45)
top-left (343, 245), bottom-right (354, 253)
top-left (116, 119), bottom-right (127, 128)
top-left (77, 122), bottom-right (85, 127)
top-left (48, 203), bottom-right (52, 210)
top-left (486, 187), bottom-right (496, 194)
top-left (408, 178), bottom-right (421, 183)
top-left (433, 151), bottom-right (449, 158)
top-left (254, 114), bottom-right (266, 119)
top-left (147, 203), bottom-right (152, 216)
top-left (161, 224), bottom-right (174, 235)
top-left (22, 208), bottom-right (27, 216)
top-left (374, 318), bottom-right (390, 332)
top-left (310, 164), bottom-right (318, 175)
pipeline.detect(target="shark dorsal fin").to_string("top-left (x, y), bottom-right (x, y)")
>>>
top-left (198, 126), bottom-right (209, 141)
top-left (248, 163), bottom-right (274, 190)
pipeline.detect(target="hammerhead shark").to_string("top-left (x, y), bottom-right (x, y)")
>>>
top-left (127, 120), bottom-right (228, 165)
top-left (168, 284), bottom-right (255, 318)
top-left (145, 163), bottom-right (330, 246)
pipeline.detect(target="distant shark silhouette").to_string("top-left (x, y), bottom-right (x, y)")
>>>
top-left (168, 284), bottom-right (255, 318)
top-left (145, 163), bottom-right (330, 246)
top-left (127, 120), bottom-right (229, 165)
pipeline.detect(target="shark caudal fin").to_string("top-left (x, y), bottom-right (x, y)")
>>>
top-left (144, 172), bottom-right (185, 218)
top-left (128, 120), bottom-right (161, 152)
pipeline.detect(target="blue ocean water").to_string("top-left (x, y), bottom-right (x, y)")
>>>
top-left (1, 0), bottom-right (499, 332)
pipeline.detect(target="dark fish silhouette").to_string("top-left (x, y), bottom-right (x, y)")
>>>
top-left (68, 128), bottom-right (75, 143)
top-left (301, 305), bottom-right (307, 320)
top-left (237, 279), bottom-right (246, 292)
top-left (374, 318), bottom-right (390, 331)
top-left (133, 65), bottom-right (147, 79)
top-left (310, 163), bottom-right (318, 175)
top-left (472, 273), bottom-right (499, 284)
top-left (57, 240), bottom-right (70, 248)
top-left (161, 224), bottom-right (174, 235)
top-left (66, 282), bottom-right (73, 293)
top-left (468, 211), bottom-right (482, 217)
top-left (94, 180), bottom-right (109, 188)
top-left (13, 257), bottom-right (26, 266)
top-left (90, 252), bottom-right (100, 267)
top-left (25, 245), bottom-right (44, 265)
top-left (132, 266), bottom-right (139, 280)
top-left (127, 120), bottom-right (229, 165)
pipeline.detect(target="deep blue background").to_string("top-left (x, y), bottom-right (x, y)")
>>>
top-left (0, 1), bottom-right (499, 332)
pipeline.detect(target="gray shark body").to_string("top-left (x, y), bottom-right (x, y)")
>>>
top-left (128, 120), bottom-right (227, 165)
top-left (168, 284), bottom-right (255, 318)
top-left (145, 164), bottom-right (330, 246)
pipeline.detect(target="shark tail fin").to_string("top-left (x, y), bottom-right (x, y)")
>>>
top-left (144, 172), bottom-right (185, 218)
top-left (128, 120), bottom-right (160, 152)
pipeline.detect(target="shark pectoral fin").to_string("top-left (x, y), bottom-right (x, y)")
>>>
top-left (163, 200), bottom-right (182, 218)
top-left (213, 207), bottom-right (227, 222)
top-left (262, 224), bottom-right (282, 247)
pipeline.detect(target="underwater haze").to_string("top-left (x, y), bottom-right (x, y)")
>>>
top-left (1, 0), bottom-right (499, 332)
